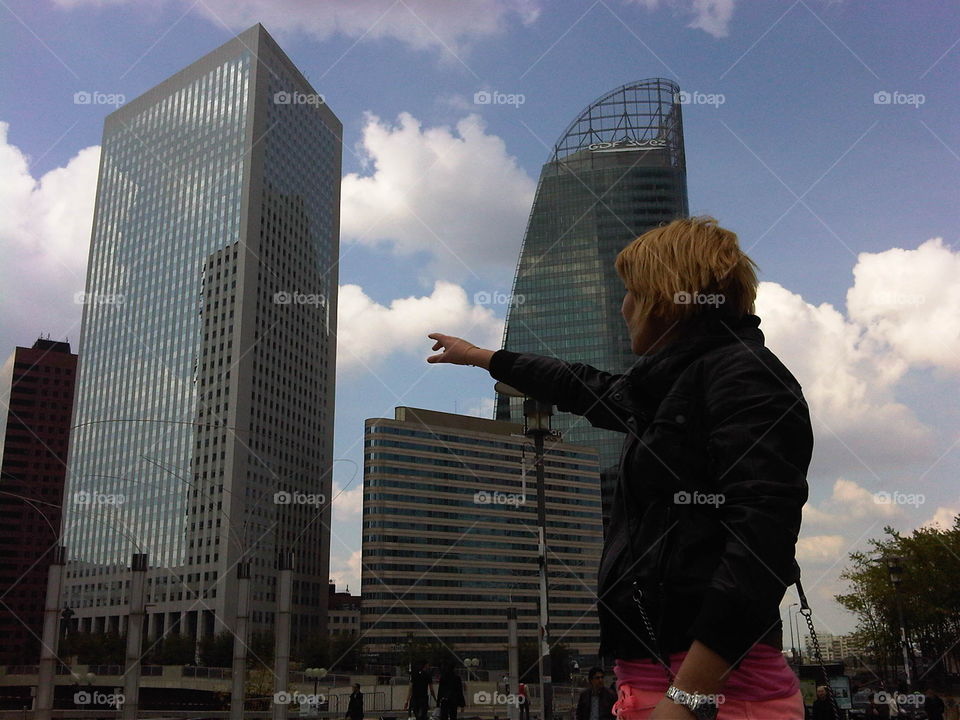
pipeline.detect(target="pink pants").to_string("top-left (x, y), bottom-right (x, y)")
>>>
top-left (613, 682), bottom-right (805, 720)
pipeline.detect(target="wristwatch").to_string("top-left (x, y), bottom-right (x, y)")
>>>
top-left (665, 686), bottom-right (719, 720)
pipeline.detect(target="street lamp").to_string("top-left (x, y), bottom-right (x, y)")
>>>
top-left (884, 556), bottom-right (913, 689)
top-left (464, 658), bottom-right (480, 682)
top-left (496, 384), bottom-right (555, 720)
top-left (305, 667), bottom-right (327, 696)
top-left (786, 603), bottom-right (799, 664)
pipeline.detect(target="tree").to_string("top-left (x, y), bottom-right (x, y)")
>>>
top-left (150, 633), bottom-right (196, 665)
top-left (836, 516), bottom-right (960, 686)
top-left (60, 632), bottom-right (125, 665)
top-left (198, 631), bottom-right (234, 667)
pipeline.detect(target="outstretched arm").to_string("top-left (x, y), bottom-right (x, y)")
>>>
top-left (427, 333), bottom-right (637, 433)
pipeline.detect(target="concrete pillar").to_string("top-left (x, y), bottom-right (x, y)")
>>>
top-left (36, 545), bottom-right (66, 720)
top-left (147, 611), bottom-right (157, 641)
top-left (508, 607), bottom-right (519, 720)
top-left (121, 553), bottom-right (148, 720)
top-left (230, 562), bottom-right (251, 720)
top-left (273, 551), bottom-right (294, 720)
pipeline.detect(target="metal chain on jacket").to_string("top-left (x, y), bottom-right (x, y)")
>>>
top-left (797, 578), bottom-right (840, 720)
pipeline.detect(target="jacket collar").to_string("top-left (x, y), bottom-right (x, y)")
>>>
top-left (624, 312), bottom-right (765, 412)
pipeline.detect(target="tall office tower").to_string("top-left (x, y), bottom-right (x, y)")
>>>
top-left (61, 24), bottom-right (341, 645)
top-left (361, 407), bottom-right (603, 667)
top-left (496, 80), bottom-right (688, 529)
top-left (0, 339), bottom-right (77, 664)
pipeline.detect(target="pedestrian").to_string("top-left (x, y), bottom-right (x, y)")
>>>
top-left (405, 660), bottom-right (437, 720)
top-left (427, 217), bottom-right (813, 719)
top-left (517, 681), bottom-right (530, 720)
top-left (811, 686), bottom-right (832, 720)
top-left (575, 667), bottom-right (616, 720)
top-left (346, 683), bottom-right (364, 720)
top-left (437, 661), bottom-right (466, 720)
top-left (923, 688), bottom-right (945, 720)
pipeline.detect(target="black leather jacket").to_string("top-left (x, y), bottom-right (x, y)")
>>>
top-left (489, 312), bottom-right (813, 667)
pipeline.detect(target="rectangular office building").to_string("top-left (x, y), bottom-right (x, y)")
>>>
top-left (361, 407), bottom-right (603, 668)
top-left (61, 24), bottom-right (341, 644)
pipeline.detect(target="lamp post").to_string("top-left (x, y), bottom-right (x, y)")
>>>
top-left (885, 556), bottom-right (912, 689)
top-left (791, 605), bottom-right (803, 665)
top-left (522, 397), bottom-right (553, 720)
top-left (464, 657), bottom-right (480, 682)
top-left (787, 603), bottom-right (798, 665)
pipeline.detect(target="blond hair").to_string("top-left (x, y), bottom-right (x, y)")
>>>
top-left (614, 216), bottom-right (758, 325)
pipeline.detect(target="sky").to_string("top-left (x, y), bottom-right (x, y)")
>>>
top-left (2, 0), bottom-right (959, 640)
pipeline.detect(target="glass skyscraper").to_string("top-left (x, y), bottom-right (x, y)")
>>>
top-left (61, 24), bottom-right (341, 644)
top-left (495, 80), bottom-right (689, 528)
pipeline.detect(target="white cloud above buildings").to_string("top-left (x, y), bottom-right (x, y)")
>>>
top-left (52, 0), bottom-right (541, 54)
top-left (340, 112), bottom-right (536, 279)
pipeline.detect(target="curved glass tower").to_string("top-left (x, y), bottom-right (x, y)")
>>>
top-left (495, 80), bottom-right (688, 529)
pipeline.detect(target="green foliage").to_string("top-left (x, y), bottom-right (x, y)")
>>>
top-left (60, 631), bottom-right (125, 665)
top-left (198, 631), bottom-right (234, 667)
top-left (295, 633), bottom-right (364, 671)
top-left (249, 630), bottom-right (274, 669)
top-left (150, 633), bottom-right (197, 665)
top-left (835, 516), bottom-right (960, 686)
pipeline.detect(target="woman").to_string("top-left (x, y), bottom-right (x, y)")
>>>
top-left (437, 661), bottom-right (466, 720)
top-left (427, 217), bottom-right (812, 719)
top-left (346, 683), bottom-right (363, 720)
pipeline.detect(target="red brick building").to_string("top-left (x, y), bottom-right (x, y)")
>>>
top-left (0, 339), bottom-right (77, 664)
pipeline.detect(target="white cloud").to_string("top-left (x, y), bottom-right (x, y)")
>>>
top-left (52, 0), bottom-right (540, 54)
top-left (340, 112), bottom-right (536, 279)
top-left (795, 534), bottom-right (847, 564)
top-left (328, 549), bottom-right (363, 595)
top-left (920, 506), bottom-right (959, 531)
top-left (757, 281), bottom-right (935, 475)
top-left (336, 281), bottom-right (504, 374)
top-left (846, 238), bottom-right (960, 373)
top-left (0, 122), bottom-right (99, 347)
top-left (803, 478), bottom-right (900, 527)
top-left (624, 0), bottom-right (736, 38)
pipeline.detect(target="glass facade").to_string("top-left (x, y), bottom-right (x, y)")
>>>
top-left (496, 80), bottom-right (689, 529)
top-left (361, 408), bottom-right (603, 667)
top-left (62, 25), bottom-right (341, 641)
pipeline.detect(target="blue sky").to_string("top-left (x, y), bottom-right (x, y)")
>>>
top-left (2, 0), bottom-right (959, 636)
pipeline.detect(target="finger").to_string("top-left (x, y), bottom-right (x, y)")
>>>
top-left (432, 341), bottom-right (442, 351)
